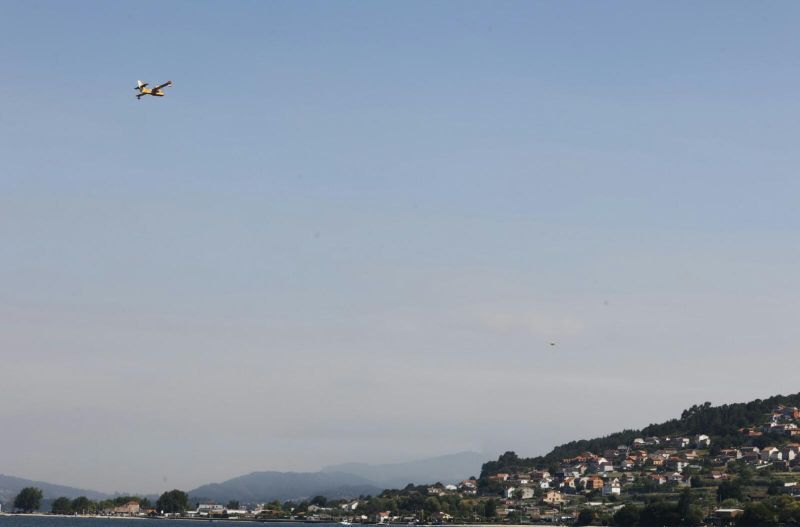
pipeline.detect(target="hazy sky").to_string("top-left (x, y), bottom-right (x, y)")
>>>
top-left (3, 0), bottom-right (800, 494)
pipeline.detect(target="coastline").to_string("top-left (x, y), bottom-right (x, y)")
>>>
top-left (0, 514), bottom-right (566, 526)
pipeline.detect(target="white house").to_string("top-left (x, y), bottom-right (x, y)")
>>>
top-left (602, 479), bottom-right (621, 496)
top-left (695, 434), bottom-right (711, 448)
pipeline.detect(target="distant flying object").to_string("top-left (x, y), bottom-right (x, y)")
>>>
top-left (135, 80), bottom-right (172, 99)
top-left (549, 341), bottom-right (556, 346)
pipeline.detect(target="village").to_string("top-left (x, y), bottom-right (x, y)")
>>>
top-left (8, 404), bottom-right (800, 526)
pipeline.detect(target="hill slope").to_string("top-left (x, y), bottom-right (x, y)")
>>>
top-left (481, 391), bottom-right (800, 476)
top-left (188, 471), bottom-right (381, 503)
top-left (0, 474), bottom-right (110, 505)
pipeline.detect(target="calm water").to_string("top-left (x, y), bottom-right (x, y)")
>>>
top-left (0, 519), bottom-right (340, 527)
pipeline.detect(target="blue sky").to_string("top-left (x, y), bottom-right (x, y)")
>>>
top-left (2, 1), bottom-right (800, 493)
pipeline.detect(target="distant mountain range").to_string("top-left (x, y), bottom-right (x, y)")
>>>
top-left (321, 451), bottom-right (486, 489)
top-left (0, 451), bottom-right (486, 507)
top-left (0, 474), bottom-right (110, 506)
top-left (188, 451), bottom-right (486, 503)
top-left (188, 471), bottom-right (381, 503)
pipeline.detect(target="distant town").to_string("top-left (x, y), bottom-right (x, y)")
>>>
top-left (5, 399), bottom-right (800, 527)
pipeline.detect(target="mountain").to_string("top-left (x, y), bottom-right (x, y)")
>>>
top-left (481, 391), bottom-right (800, 477)
top-left (322, 451), bottom-right (486, 488)
top-left (188, 471), bottom-right (381, 503)
top-left (0, 474), bottom-right (110, 506)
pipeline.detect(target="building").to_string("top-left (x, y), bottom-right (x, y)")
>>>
top-left (542, 490), bottom-right (566, 505)
top-left (112, 501), bottom-right (141, 516)
top-left (602, 479), bottom-right (621, 496)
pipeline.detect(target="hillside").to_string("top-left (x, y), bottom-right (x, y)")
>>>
top-left (481, 391), bottom-right (800, 476)
top-left (188, 471), bottom-right (382, 502)
top-left (0, 474), bottom-right (110, 506)
top-left (322, 451), bottom-right (485, 488)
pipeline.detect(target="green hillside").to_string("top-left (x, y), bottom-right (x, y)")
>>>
top-left (481, 392), bottom-right (800, 477)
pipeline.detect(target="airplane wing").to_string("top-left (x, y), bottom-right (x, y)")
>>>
top-left (154, 80), bottom-right (173, 90)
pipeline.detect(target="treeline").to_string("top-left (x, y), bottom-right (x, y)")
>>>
top-left (481, 392), bottom-right (800, 476)
top-left (357, 484), bottom-right (493, 519)
top-left (50, 495), bottom-right (148, 515)
top-left (9, 486), bottom-right (189, 515)
top-left (608, 493), bottom-right (800, 527)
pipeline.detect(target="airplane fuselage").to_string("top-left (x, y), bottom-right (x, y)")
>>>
top-left (135, 80), bottom-right (172, 99)
top-left (137, 88), bottom-right (164, 97)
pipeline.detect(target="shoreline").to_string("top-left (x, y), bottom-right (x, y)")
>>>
top-left (0, 514), bottom-right (566, 526)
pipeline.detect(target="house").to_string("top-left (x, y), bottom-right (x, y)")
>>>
top-left (197, 504), bottom-right (224, 515)
top-left (542, 490), bottom-right (566, 505)
top-left (112, 501), bottom-right (140, 516)
top-left (585, 476), bottom-right (604, 490)
top-left (671, 437), bottom-right (691, 449)
top-left (668, 472), bottom-right (689, 486)
top-left (427, 486), bottom-right (446, 496)
top-left (512, 474), bottom-right (531, 485)
top-left (667, 458), bottom-right (688, 472)
top-left (458, 480), bottom-right (477, 495)
top-left (695, 434), bottom-right (711, 448)
top-left (602, 478), bottom-right (621, 496)
top-left (761, 447), bottom-right (782, 461)
top-left (518, 487), bottom-right (535, 500)
top-left (504, 487), bottom-right (517, 499)
top-left (720, 448), bottom-right (742, 460)
top-left (598, 461), bottom-right (615, 472)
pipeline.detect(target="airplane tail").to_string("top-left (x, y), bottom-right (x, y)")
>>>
top-left (137, 80), bottom-right (144, 88)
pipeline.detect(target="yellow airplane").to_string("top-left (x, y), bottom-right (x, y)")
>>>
top-left (135, 80), bottom-right (172, 99)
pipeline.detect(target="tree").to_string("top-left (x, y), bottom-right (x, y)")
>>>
top-left (767, 480), bottom-right (786, 496)
top-left (739, 502), bottom-right (776, 526)
top-left (71, 497), bottom-right (93, 515)
top-left (612, 505), bottom-right (640, 527)
top-left (717, 480), bottom-right (743, 502)
top-left (51, 497), bottom-right (73, 515)
top-left (156, 489), bottom-right (189, 514)
top-left (423, 497), bottom-right (441, 513)
top-left (227, 501), bottom-right (240, 510)
top-left (639, 501), bottom-right (680, 527)
top-left (14, 487), bottom-right (43, 513)
top-left (483, 498), bottom-right (497, 518)
top-left (310, 495), bottom-right (327, 507)
top-left (575, 508), bottom-right (595, 526)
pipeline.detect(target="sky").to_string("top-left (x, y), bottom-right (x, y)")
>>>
top-left (2, 0), bottom-right (800, 494)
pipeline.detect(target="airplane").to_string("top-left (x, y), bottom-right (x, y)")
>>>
top-left (135, 80), bottom-right (172, 99)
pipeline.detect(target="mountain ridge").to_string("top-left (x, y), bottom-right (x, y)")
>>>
top-left (0, 474), bottom-right (111, 505)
